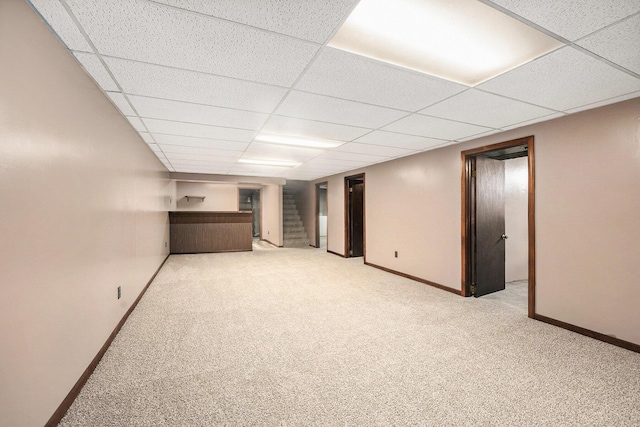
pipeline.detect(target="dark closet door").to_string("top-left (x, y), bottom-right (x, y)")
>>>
top-left (474, 156), bottom-right (506, 297)
top-left (350, 182), bottom-right (364, 257)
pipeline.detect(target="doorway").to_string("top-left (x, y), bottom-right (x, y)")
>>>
top-left (345, 174), bottom-right (365, 258)
top-left (461, 136), bottom-right (535, 318)
top-left (238, 189), bottom-right (261, 238)
top-left (316, 182), bottom-right (328, 249)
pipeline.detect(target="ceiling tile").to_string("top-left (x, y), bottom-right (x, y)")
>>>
top-left (167, 158), bottom-right (237, 166)
top-left (334, 142), bottom-right (416, 158)
top-left (66, 0), bottom-right (319, 86)
top-left (151, 0), bottom-right (358, 44)
top-left (172, 165), bottom-right (233, 174)
top-left (382, 114), bottom-right (493, 140)
top-left (126, 116), bottom-right (146, 132)
top-left (227, 164), bottom-right (285, 176)
top-left (276, 91), bottom-right (407, 129)
top-left (577, 14), bottom-right (640, 75)
top-left (129, 96), bottom-right (269, 130)
top-left (243, 143), bottom-right (325, 162)
top-left (501, 113), bottom-right (566, 130)
top-left (319, 151), bottom-right (389, 163)
top-left (456, 129), bottom-right (504, 142)
top-left (105, 58), bottom-right (288, 113)
top-left (421, 89), bottom-right (557, 128)
top-left (106, 92), bottom-right (135, 115)
top-left (305, 157), bottom-right (369, 167)
top-left (29, 0), bottom-right (92, 51)
top-left (354, 131), bottom-right (449, 150)
top-left (486, 0), bottom-right (640, 41)
top-left (158, 144), bottom-right (243, 158)
top-left (165, 152), bottom-right (238, 162)
top-left (152, 134), bottom-right (249, 151)
top-left (143, 118), bottom-right (256, 141)
top-left (73, 52), bottom-right (118, 91)
top-left (478, 47), bottom-right (640, 111)
top-left (262, 115), bottom-right (369, 142)
top-left (139, 132), bottom-right (155, 143)
top-left (146, 143), bottom-right (162, 152)
top-left (564, 91), bottom-right (640, 114)
top-left (295, 48), bottom-right (467, 111)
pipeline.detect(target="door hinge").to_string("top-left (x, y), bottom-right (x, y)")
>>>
top-left (471, 170), bottom-right (476, 178)
top-left (349, 187), bottom-right (353, 193)
top-left (470, 284), bottom-right (476, 295)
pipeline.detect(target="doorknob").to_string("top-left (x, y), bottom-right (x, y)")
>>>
top-left (501, 234), bottom-right (508, 239)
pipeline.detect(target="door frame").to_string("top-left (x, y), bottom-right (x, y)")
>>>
top-left (344, 173), bottom-right (365, 259)
top-left (461, 136), bottom-right (536, 318)
top-left (238, 187), bottom-right (262, 240)
top-left (315, 182), bottom-right (328, 249)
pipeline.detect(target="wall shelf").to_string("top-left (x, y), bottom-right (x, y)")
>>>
top-left (184, 195), bottom-right (205, 202)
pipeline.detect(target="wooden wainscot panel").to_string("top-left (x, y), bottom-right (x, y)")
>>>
top-left (169, 211), bottom-right (252, 254)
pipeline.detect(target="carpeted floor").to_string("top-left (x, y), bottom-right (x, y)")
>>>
top-left (59, 247), bottom-right (640, 426)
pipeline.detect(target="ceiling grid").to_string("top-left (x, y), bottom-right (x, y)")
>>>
top-left (27, 0), bottom-right (640, 180)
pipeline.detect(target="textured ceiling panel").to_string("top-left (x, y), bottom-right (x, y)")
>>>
top-left (421, 89), bottom-right (557, 129)
top-left (29, 0), bottom-right (92, 51)
top-left (354, 131), bottom-right (448, 151)
top-left (577, 14), bottom-right (640, 75)
top-left (129, 96), bottom-right (269, 130)
top-left (73, 52), bottom-right (119, 91)
top-left (564, 90), bottom-right (640, 114)
top-left (243, 143), bottom-right (325, 162)
top-left (105, 58), bottom-right (288, 113)
top-left (334, 142), bottom-right (416, 158)
top-left (478, 47), bottom-right (640, 111)
top-left (295, 48), bottom-right (466, 111)
top-left (262, 115), bottom-right (369, 142)
top-left (319, 151), bottom-right (389, 163)
top-left (500, 113), bottom-right (565, 130)
top-left (228, 164), bottom-right (285, 176)
top-left (382, 114), bottom-right (493, 140)
top-left (152, 134), bottom-right (249, 151)
top-left (276, 91), bottom-right (407, 129)
top-left (66, 0), bottom-right (319, 86)
top-left (305, 157), bottom-right (369, 167)
top-left (142, 118), bottom-right (256, 142)
top-left (485, 0), bottom-right (640, 41)
top-left (151, 0), bottom-right (357, 44)
top-left (158, 145), bottom-right (243, 158)
top-left (106, 92), bottom-right (135, 116)
top-left (139, 132), bottom-right (155, 143)
top-left (126, 116), bottom-right (146, 132)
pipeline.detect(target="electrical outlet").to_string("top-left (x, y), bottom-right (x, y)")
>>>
top-left (117, 286), bottom-right (121, 300)
top-left (394, 251), bottom-right (398, 258)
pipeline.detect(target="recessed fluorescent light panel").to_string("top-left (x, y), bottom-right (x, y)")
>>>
top-left (237, 159), bottom-right (299, 167)
top-left (328, 0), bottom-right (564, 86)
top-left (255, 133), bottom-right (345, 149)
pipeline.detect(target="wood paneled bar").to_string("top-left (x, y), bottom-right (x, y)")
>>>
top-left (169, 211), bottom-right (253, 254)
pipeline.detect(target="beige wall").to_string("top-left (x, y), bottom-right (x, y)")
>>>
top-left (0, 1), bottom-right (171, 426)
top-left (505, 157), bottom-right (529, 282)
top-left (311, 98), bottom-right (640, 345)
top-left (262, 184), bottom-right (283, 246)
top-left (175, 181), bottom-right (239, 211)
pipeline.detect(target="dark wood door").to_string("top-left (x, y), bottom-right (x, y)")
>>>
top-left (474, 156), bottom-right (506, 297)
top-left (350, 182), bottom-right (364, 257)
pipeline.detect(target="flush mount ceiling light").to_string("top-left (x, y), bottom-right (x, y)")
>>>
top-left (254, 133), bottom-right (345, 149)
top-left (328, 0), bottom-right (564, 86)
top-left (237, 158), bottom-right (299, 167)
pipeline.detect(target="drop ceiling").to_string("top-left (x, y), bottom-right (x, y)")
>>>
top-left (28, 0), bottom-right (640, 181)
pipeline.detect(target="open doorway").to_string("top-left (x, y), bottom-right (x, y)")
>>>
top-left (461, 136), bottom-right (535, 318)
top-left (345, 174), bottom-right (365, 258)
top-left (238, 189), bottom-right (261, 239)
top-left (316, 182), bottom-right (328, 249)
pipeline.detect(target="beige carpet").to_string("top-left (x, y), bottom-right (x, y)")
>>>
top-left (59, 247), bottom-right (640, 426)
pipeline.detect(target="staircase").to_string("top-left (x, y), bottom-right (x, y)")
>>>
top-left (283, 187), bottom-right (310, 248)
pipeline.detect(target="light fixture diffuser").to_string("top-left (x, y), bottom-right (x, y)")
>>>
top-left (237, 158), bottom-right (299, 167)
top-left (254, 133), bottom-right (345, 149)
top-left (328, 0), bottom-right (564, 86)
